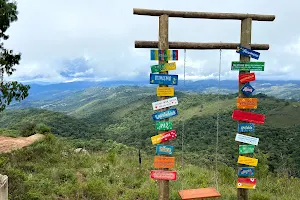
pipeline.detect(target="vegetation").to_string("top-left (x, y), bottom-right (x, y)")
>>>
top-left (0, 133), bottom-right (299, 200)
top-left (0, 0), bottom-right (30, 112)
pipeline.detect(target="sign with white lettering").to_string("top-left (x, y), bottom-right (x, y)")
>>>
top-left (156, 144), bottom-right (174, 156)
top-left (235, 133), bottom-right (259, 146)
top-left (236, 45), bottom-right (260, 60)
top-left (238, 167), bottom-right (255, 177)
top-left (152, 108), bottom-right (178, 121)
top-left (238, 123), bottom-right (255, 133)
top-left (150, 74), bottom-right (178, 85)
top-left (152, 97), bottom-right (178, 111)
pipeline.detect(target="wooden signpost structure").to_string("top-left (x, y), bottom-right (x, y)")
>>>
top-left (133, 8), bottom-right (275, 200)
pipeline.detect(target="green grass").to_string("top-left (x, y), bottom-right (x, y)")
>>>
top-left (0, 134), bottom-right (300, 199)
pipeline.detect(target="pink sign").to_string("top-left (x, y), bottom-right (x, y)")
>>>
top-left (150, 170), bottom-right (177, 180)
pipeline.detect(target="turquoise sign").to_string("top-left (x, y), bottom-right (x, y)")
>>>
top-left (155, 144), bottom-right (174, 156)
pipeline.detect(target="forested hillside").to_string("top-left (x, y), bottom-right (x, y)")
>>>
top-left (1, 86), bottom-right (300, 177)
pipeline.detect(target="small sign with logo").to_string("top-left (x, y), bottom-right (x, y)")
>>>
top-left (238, 123), bottom-right (255, 133)
top-left (237, 178), bottom-right (256, 189)
top-left (150, 170), bottom-right (177, 180)
top-left (236, 45), bottom-right (260, 60)
top-left (241, 83), bottom-right (255, 97)
top-left (151, 130), bottom-right (177, 145)
top-left (239, 73), bottom-right (256, 84)
top-left (154, 156), bottom-right (175, 168)
top-left (152, 108), bottom-right (178, 121)
top-left (156, 121), bottom-right (173, 131)
top-left (156, 144), bottom-right (174, 156)
top-left (238, 155), bottom-right (258, 167)
top-left (237, 98), bottom-right (258, 109)
top-left (157, 87), bottom-right (174, 97)
top-left (239, 145), bottom-right (255, 154)
top-left (238, 167), bottom-right (255, 177)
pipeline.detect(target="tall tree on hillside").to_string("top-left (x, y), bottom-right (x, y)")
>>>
top-left (0, 0), bottom-right (30, 112)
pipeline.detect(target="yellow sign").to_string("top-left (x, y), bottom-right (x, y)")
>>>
top-left (157, 87), bottom-right (174, 97)
top-left (161, 62), bottom-right (176, 72)
top-left (238, 155), bottom-right (258, 167)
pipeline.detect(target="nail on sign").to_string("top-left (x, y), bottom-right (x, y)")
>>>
top-left (238, 155), bottom-right (258, 167)
top-left (151, 130), bottom-right (177, 145)
top-left (152, 97), bottom-right (178, 111)
top-left (237, 178), bottom-right (256, 189)
top-left (235, 133), bottom-right (259, 146)
top-left (150, 170), bottom-right (177, 180)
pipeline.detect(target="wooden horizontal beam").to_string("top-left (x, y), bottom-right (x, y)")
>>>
top-left (133, 8), bottom-right (275, 21)
top-left (135, 41), bottom-right (269, 50)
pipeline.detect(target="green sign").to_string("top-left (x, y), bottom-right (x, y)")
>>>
top-left (239, 145), bottom-right (255, 154)
top-left (151, 62), bottom-right (176, 73)
top-left (156, 121), bottom-right (173, 131)
top-left (151, 64), bottom-right (164, 73)
top-left (231, 62), bottom-right (265, 71)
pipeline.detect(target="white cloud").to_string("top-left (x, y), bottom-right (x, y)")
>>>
top-left (1, 0), bottom-right (300, 83)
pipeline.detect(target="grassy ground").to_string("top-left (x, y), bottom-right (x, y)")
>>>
top-left (0, 133), bottom-right (299, 200)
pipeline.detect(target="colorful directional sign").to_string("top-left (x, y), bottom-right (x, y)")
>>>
top-left (151, 50), bottom-right (179, 61)
top-left (151, 62), bottom-right (176, 73)
top-left (239, 73), bottom-right (256, 84)
top-left (156, 121), bottom-right (173, 131)
top-left (237, 178), bottom-right (256, 189)
top-left (150, 170), bottom-right (177, 180)
top-left (237, 98), bottom-right (258, 109)
top-left (239, 145), bottom-right (255, 154)
top-left (236, 45), bottom-right (260, 60)
top-left (231, 61), bottom-right (264, 71)
top-left (150, 74), bottom-right (178, 85)
top-left (232, 110), bottom-right (265, 124)
top-left (154, 156), bottom-right (175, 168)
top-left (238, 167), bottom-right (255, 177)
top-left (241, 83), bottom-right (255, 97)
top-left (157, 87), bottom-right (174, 97)
top-left (151, 130), bottom-right (177, 145)
top-left (156, 144), bottom-right (174, 156)
top-left (235, 133), bottom-right (259, 146)
top-left (152, 108), bottom-right (178, 121)
top-left (152, 97), bottom-right (178, 111)
top-left (238, 155), bottom-right (258, 167)
top-left (238, 123), bottom-right (255, 133)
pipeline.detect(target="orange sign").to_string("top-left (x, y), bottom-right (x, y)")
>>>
top-left (237, 98), bottom-right (258, 109)
top-left (154, 156), bottom-right (175, 169)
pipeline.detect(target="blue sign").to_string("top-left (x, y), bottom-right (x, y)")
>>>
top-left (241, 83), bottom-right (255, 97)
top-left (150, 74), bottom-right (178, 85)
top-left (156, 144), bottom-right (174, 156)
top-left (238, 167), bottom-right (255, 177)
top-left (236, 45), bottom-right (260, 60)
top-left (238, 123), bottom-right (255, 133)
top-left (152, 108), bottom-right (178, 121)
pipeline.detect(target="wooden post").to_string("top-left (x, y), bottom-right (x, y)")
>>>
top-left (158, 14), bottom-right (170, 200)
top-left (0, 175), bottom-right (8, 200)
top-left (237, 17), bottom-right (252, 200)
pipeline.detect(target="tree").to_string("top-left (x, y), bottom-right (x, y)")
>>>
top-left (0, 0), bottom-right (30, 112)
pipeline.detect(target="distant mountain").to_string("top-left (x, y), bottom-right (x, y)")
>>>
top-left (9, 79), bottom-right (300, 108)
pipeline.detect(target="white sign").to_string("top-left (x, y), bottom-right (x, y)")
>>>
top-left (152, 97), bottom-right (178, 111)
top-left (235, 133), bottom-right (259, 146)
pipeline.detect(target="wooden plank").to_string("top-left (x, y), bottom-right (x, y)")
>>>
top-left (178, 188), bottom-right (221, 199)
top-left (135, 41), bottom-right (269, 50)
top-left (133, 8), bottom-right (275, 21)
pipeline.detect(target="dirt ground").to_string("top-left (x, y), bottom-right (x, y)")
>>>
top-left (0, 134), bottom-right (45, 153)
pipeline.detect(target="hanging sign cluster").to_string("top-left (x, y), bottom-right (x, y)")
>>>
top-left (149, 49), bottom-right (179, 181)
top-left (232, 45), bottom-right (266, 190)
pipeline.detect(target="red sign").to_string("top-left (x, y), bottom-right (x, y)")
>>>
top-left (239, 73), bottom-right (256, 84)
top-left (232, 110), bottom-right (265, 124)
top-left (237, 178), bottom-right (257, 189)
top-left (150, 170), bottom-right (177, 180)
top-left (161, 130), bottom-right (176, 143)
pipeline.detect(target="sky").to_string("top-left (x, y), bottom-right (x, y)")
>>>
top-left (3, 0), bottom-right (300, 83)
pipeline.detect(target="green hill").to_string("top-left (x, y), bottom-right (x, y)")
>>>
top-left (0, 133), bottom-right (300, 200)
top-left (1, 86), bottom-right (300, 177)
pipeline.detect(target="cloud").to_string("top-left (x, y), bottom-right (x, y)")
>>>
top-left (1, 0), bottom-right (300, 83)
